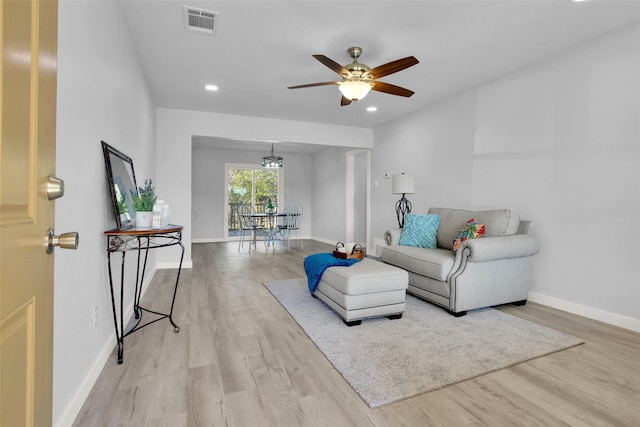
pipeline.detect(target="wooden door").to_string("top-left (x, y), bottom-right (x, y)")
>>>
top-left (1, 0), bottom-right (59, 425)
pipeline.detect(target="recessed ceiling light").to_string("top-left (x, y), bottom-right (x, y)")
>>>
top-left (366, 106), bottom-right (377, 112)
top-left (205, 84), bottom-right (219, 91)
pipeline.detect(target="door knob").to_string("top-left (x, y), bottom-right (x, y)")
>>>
top-left (46, 228), bottom-right (79, 253)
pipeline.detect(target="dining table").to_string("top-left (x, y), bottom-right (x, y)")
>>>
top-left (241, 211), bottom-right (298, 251)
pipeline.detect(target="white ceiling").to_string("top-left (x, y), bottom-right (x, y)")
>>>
top-left (120, 0), bottom-right (640, 151)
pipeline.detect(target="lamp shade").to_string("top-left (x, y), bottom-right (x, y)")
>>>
top-left (338, 80), bottom-right (371, 101)
top-left (391, 173), bottom-right (415, 194)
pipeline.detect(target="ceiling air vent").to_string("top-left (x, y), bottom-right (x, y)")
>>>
top-left (184, 6), bottom-right (218, 35)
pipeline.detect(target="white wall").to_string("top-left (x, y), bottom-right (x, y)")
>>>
top-left (354, 151), bottom-right (368, 243)
top-left (191, 146), bottom-right (312, 240)
top-left (155, 108), bottom-right (373, 265)
top-left (371, 21), bottom-right (640, 331)
top-left (51, 6), bottom-right (640, 427)
top-left (310, 146), bottom-right (353, 243)
top-left (54, 1), bottom-right (156, 426)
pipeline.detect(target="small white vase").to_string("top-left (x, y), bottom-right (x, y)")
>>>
top-left (135, 211), bottom-right (153, 229)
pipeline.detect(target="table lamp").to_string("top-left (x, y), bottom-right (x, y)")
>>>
top-left (392, 173), bottom-right (415, 228)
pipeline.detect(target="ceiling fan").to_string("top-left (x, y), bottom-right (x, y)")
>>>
top-left (288, 46), bottom-right (419, 106)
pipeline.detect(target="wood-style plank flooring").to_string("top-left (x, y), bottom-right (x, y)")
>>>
top-left (73, 240), bottom-right (640, 426)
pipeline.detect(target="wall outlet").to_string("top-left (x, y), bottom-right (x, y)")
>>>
top-left (92, 305), bottom-right (98, 329)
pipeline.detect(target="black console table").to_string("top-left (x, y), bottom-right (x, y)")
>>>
top-left (104, 225), bottom-right (184, 364)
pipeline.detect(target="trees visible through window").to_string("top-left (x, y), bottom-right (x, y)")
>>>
top-left (228, 167), bottom-right (279, 236)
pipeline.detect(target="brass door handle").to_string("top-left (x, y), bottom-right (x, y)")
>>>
top-left (46, 175), bottom-right (65, 200)
top-left (46, 229), bottom-right (79, 253)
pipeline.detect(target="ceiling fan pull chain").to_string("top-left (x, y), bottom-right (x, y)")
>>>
top-left (353, 104), bottom-right (357, 127)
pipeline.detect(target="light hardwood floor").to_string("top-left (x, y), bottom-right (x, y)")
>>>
top-left (73, 240), bottom-right (640, 426)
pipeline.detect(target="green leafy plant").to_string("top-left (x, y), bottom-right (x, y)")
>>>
top-left (117, 197), bottom-right (128, 214)
top-left (130, 179), bottom-right (157, 212)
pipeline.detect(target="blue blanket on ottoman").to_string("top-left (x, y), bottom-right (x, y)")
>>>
top-left (303, 253), bottom-right (360, 293)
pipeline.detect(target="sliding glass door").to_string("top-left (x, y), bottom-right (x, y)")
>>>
top-left (226, 164), bottom-right (282, 237)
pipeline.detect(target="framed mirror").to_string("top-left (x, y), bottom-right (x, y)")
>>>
top-left (101, 141), bottom-right (138, 230)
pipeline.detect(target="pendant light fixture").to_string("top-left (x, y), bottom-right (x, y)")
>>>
top-left (262, 143), bottom-right (283, 169)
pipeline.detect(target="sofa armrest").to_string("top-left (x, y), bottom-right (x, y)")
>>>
top-left (384, 228), bottom-right (403, 245)
top-left (460, 234), bottom-right (540, 262)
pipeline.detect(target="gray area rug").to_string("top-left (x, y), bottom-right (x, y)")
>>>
top-left (264, 278), bottom-right (584, 408)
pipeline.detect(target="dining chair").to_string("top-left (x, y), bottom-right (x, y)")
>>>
top-left (238, 204), bottom-right (264, 252)
top-left (277, 203), bottom-right (303, 252)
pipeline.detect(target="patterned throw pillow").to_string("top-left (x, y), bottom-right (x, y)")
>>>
top-left (399, 213), bottom-right (440, 249)
top-left (452, 218), bottom-right (485, 253)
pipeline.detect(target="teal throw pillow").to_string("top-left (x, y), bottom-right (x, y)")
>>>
top-left (399, 213), bottom-right (440, 248)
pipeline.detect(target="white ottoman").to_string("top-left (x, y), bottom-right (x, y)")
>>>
top-left (313, 258), bottom-right (408, 326)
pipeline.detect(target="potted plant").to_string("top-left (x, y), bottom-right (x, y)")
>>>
top-left (266, 197), bottom-right (276, 213)
top-left (130, 179), bottom-right (157, 228)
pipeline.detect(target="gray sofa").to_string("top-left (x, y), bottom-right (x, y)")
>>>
top-left (381, 207), bottom-right (540, 316)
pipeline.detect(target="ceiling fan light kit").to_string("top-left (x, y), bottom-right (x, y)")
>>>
top-left (339, 80), bottom-right (371, 101)
top-left (288, 46), bottom-right (419, 106)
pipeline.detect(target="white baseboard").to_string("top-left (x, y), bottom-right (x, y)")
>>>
top-left (157, 260), bottom-right (192, 269)
top-left (360, 241), bottom-right (640, 333)
top-left (193, 236), bottom-right (312, 245)
top-left (55, 267), bottom-right (158, 427)
top-left (187, 239), bottom-right (640, 333)
top-left (529, 292), bottom-right (640, 333)
top-left (192, 237), bottom-right (227, 243)
top-left (56, 261), bottom-right (638, 427)
top-left (54, 329), bottom-right (116, 427)
top-left (310, 235), bottom-right (335, 245)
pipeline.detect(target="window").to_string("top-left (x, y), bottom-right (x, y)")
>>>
top-left (226, 164), bottom-right (282, 237)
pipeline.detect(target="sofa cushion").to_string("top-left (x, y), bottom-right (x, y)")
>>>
top-left (381, 245), bottom-right (454, 282)
top-left (428, 207), bottom-right (519, 250)
top-left (452, 219), bottom-right (485, 253)
top-left (398, 213), bottom-right (440, 249)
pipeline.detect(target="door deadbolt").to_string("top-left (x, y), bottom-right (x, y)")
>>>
top-left (46, 229), bottom-right (79, 254)
top-left (46, 175), bottom-right (65, 200)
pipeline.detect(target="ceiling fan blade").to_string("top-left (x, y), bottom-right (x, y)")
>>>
top-left (371, 81), bottom-right (415, 97)
top-left (313, 54), bottom-right (352, 77)
top-left (364, 56), bottom-right (419, 79)
top-left (288, 81), bottom-right (339, 89)
top-left (340, 95), bottom-right (352, 106)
